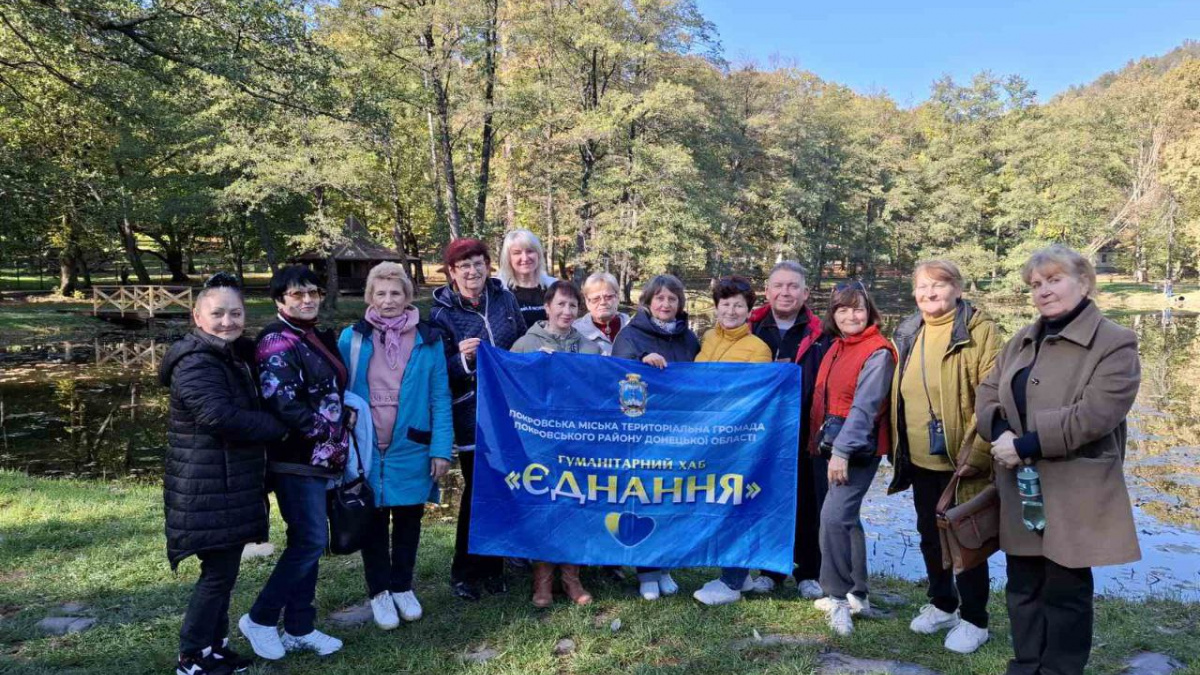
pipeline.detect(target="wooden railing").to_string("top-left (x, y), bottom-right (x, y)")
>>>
top-left (94, 340), bottom-right (168, 369)
top-left (92, 285), bottom-right (193, 317)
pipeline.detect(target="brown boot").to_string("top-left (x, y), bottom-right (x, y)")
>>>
top-left (560, 564), bottom-right (593, 606)
top-left (532, 562), bottom-right (555, 608)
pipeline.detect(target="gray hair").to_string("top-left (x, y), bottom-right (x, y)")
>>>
top-left (498, 229), bottom-right (556, 287)
top-left (363, 261), bottom-right (414, 305)
top-left (582, 272), bottom-right (620, 298)
top-left (638, 274), bottom-right (686, 315)
top-left (767, 261), bottom-right (808, 288)
top-left (1021, 244), bottom-right (1097, 296)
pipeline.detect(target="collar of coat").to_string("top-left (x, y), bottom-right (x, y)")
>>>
top-left (1021, 298), bottom-right (1102, 348)
top-left (894, 299), bottom-right (976, 348)
top-left (432, 277), bottom-right (507, 311)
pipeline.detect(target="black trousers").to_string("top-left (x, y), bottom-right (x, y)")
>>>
top-left (766, 453), bottom-right (827, 583)
top-left (1005, 554), bottom-right (1094, 675)
top-left (362, 504), bottom-right (425, 596)
top-left (450, 451), bottom-right (503, 583)
top-left (179, 546), bottom-right (243, 655)
top-left (911, 465), bottom-right (990, 627)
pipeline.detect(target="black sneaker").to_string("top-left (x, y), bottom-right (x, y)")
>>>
top-left (176, 652), bottom-right (232, 675)
top-left (209, 640), bottom-right (252, 672)
top-left (451, 580), bottom-right (482, 602)
top-left (482, 575), bottom-right (509, 595)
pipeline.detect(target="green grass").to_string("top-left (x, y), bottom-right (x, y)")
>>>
top-left (0, 471), bottom-right (1196, 674)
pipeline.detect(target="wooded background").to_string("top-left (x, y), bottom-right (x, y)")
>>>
top-left (2, 1), bottom-right (1198, 300)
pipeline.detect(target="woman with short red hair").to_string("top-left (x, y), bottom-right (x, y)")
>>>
top-left (430, 238), bottom-right (526, 601)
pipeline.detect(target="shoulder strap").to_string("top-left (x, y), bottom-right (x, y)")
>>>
top-left (349, 331), bottom-right (363, 388)
top-left (919, 329), bottom-right (940, 422)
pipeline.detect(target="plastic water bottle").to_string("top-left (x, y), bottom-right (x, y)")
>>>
top-left (1016, 465), bottom-right (1046, 532)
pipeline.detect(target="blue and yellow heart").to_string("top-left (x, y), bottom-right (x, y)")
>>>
top-left (605, 512), bottom-right (656, 547)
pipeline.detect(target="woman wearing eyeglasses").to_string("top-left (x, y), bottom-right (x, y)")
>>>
top-left (573, 272), bottom-right (630, 355)
top-left (238, 265), bottom-right (350, 662)
top-left (808, 281), bottom-right (896, 637)
top-left (430, 238), bottom-right (527, 601)
top-left (888, 260), bottom-right (1001, 654)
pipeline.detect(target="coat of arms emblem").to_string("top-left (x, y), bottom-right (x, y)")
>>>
top-left (618, 374), bottom-right (648, 417)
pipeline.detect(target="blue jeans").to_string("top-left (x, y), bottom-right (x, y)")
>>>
top-left (720, 568), bottom-right (749, 591)
top-left (249, 474), bottom-right (328, 636)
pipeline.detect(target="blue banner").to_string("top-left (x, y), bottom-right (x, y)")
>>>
top-left (469, 343), bottom-right (801, 574)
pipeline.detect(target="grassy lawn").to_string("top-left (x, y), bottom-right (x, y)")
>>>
top-left (0, 471), bottom-right (1195, 674)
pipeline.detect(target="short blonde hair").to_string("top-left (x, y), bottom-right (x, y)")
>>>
top-left (1021, 245), bottom-right (1096, 296)
top-left (364, 262), bottom-right (414, 305)
top-left (582, 272), bottom-right (620, 299)
top-left (498, 229), bottom-right (553, 287)
top-left (913, 259), bottom-right (964, 291)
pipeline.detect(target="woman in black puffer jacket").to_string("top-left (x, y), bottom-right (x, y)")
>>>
top-left (160, 273), bottom-right (287, 675)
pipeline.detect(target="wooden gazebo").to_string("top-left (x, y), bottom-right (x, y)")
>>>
top-left (289, 216), bottom-right (408, 292)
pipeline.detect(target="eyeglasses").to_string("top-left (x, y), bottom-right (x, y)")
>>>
top-left (587, 293), bottom-right (618, 303)
top-left (284, 289), bottom-right (325, 301)
top-left (453, 260), bottom-right (489, 273)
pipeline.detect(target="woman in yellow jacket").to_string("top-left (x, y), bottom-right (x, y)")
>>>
top-left (691, 276), bottom-right (773, 605)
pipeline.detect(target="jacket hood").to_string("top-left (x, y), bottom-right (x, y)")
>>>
top-left (433, 277), bottom-right (508, 310)
top-left (524, 320), bottom-right (585, 349)
top-left (573, 312), bottom-right (630, 341)
top-left (628, 307), bottom-right (693, 338)
top-left (159, 330), bottom-right (243, 387)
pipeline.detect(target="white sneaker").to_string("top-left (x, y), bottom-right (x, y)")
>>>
top-left (944, 620), bottom-right (989, 654)
top-left (393, 590), bottom-right (423, 622)
top-left (370, 591), bottom-right (399, 630)
top-left (693, 579), bottom-right (742, 606)
top-left (797, 579), bottom-right (823, 599)
top-left (658, 572), bottom-right (679, 596)
top-left (828, 599), bottom-right (854, 636)
top-left (639, 580), bottom-right (661, 601)
top-left (814, 594), bottom-right (870, 615)
top-left (909, 604), bottom-right (961, 634)
top-left (237, 614), bottom-right (284, 661)
top-left (282, 629), bottom-right (343, 657)
top-left (744, 576), bottom-right (776, 594)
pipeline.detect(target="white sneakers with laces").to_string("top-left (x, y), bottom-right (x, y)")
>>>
top-left (744, 575), bottom-right (776, 594)
top-left (658, 572), bottom-right (679, 596)
top-left (237, 614), bottom-right (284, 661)
top-left (909, 603), bottom-right (961, 634)
top-left (797, 579), bottom-right (824, 599)
top-left (814, 594), bottom-right (870, 615)
top-left (693, 579), bottom-right (742, 606)
top-left (371, 591), bottom-right (400, 630)
top-left (944, 620), bottom-right (989, 653)
top-left (282, 628), bottom-right (343, 656)
top-left (827, 598), bottom-right (854, 636)
top-left (393, 590), bottom-right (423, 621)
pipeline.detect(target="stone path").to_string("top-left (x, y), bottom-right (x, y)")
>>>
top-left (1124, 652), bottom-right (1184, 675)
top-left (817, 652), bottom-right (941, 675)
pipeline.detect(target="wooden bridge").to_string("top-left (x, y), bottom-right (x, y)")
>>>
top-left (91, 285), bottom-right (193, 321)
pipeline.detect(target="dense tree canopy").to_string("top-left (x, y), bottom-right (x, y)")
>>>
top-left (2, 1), bottom-right (1198, 296)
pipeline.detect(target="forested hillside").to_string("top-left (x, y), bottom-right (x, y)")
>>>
top-left (2, 1), bottom-right (1197, 297)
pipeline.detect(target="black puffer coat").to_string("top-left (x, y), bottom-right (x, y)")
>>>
top-left (430, 279), bottom-right (526, 447)
top-left (160, 330), bottom-right (288, 569)
top-left (610, 308), bottom-right (701, 364)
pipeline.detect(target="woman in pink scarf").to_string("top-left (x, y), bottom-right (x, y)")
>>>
top-left (338, 263), bottom-right (453, 631)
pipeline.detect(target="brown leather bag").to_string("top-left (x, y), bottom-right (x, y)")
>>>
top-left (936, 450), bottom-right (1000, 575)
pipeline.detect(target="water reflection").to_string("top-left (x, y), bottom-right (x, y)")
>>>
top-left (3, 310), bottom-right (1200, 597)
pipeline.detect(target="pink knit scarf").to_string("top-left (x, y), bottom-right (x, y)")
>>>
top-left (365, 306), bottom-right (419, 449)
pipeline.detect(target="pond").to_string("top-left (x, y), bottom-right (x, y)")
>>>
top-left (1, 307), bottom-right (1197, 598)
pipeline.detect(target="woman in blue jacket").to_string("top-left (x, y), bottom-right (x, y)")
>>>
top-left (338, 263), bottom-right (453, 631)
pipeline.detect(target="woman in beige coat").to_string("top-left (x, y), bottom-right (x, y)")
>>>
top-left (976, 245), bottom-right (1141, 675)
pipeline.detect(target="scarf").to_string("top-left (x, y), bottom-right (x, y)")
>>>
top-left (364, 307), bottom-right (419, 448)
top-left (366, 306), bottom-right (417, 369)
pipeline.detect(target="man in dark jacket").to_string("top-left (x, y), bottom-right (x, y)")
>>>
top-left (161, 272), bottom-right (287, 675)
top-left (747, 261), bottom-right (831, 599)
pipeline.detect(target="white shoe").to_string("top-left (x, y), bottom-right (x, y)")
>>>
top-left (639, 580), bottom-right (661, 601)
top-left (743, 575), bottom-right (775, 594)
top-left (814, 594), bottom-right (869, 615)
top-left (693, 579), bottom-right (742, 606)
top-left (237, 614), bottom-right (284, 661)
top-left (909, 604), bottom-right (961, 634)
top-left (944, 620), bottom-right (989, 654)
top-left (370, 591), bottom-right (399, 630)
top-left (797, 579), bottom-right (823, 599)
top-left (828, 599), bottom-right (854, 636)
top-left (282, 629), bottom-right (343, 657)
top-left (658, 572), bottom-right (679, 596)
top-left (393, 590), bottom-right (423, 621)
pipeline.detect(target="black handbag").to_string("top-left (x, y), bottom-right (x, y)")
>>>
top-left (327, 430), bottom-right (375, 555)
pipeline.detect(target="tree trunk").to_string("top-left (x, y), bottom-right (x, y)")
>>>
top-left (473, 0), bottom-right (498, 229)
top-left (114, 162), bottom-right (151, 283)
top-left (254, 210), bottom-right (279, 273)
top-left (423, 26), bottom-right (462, 239)
top-left (57, 214), bottom-right (79, 296)
top-left (504, 139), bottom-right (516, 229)
top-left (314, 186), bottom-right (339, 310)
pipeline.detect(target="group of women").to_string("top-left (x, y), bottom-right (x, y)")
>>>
top-left (163, 229), bottom-right (1140, 675)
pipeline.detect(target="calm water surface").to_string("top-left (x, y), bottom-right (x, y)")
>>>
top-left (1, 308), bottom-right (1197, 598)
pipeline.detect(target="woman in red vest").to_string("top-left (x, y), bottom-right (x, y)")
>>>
top-left (808, 281), bottom-right (896, 638)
